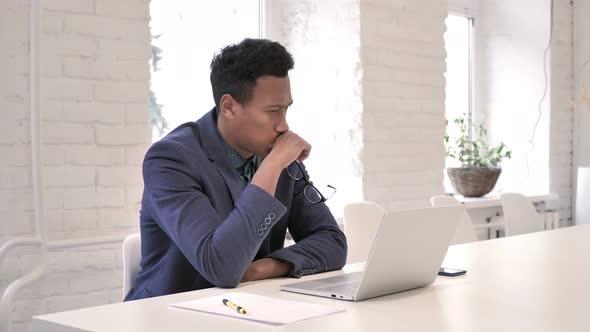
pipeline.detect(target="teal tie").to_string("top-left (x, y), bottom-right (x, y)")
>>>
top-left (237, 158), bottom-right (255, 188)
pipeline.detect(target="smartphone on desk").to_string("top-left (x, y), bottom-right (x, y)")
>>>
top-left (438, 267), bottom-right (467, 277)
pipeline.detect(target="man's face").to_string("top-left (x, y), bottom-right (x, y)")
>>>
top-left (231, 75), bottom-right (293, 157)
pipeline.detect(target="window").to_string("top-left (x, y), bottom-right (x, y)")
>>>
top-left (149, 0), bottom-right (264, 140)
top-left (444, 14), bottom-right (474, 192)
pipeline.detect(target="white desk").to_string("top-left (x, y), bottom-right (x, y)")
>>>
top-left (33, 225), bottom-right (590, 332)
top-left (455, 192), bottom-right (559, 210)
top-left (453, 193), bottom-right (559, 239)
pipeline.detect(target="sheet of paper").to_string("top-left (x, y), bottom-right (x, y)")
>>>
top-left (170, 292), bottom-right (345, 325)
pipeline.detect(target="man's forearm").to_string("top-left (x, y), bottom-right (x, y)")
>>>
top-left (241, 258), bottom-right (292, 282)
top-left (250, 159), bottom-right (282, 196)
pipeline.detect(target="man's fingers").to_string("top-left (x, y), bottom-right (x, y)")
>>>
top-left (298, 144), bottom-right (311, 161)
top-left (270, 131), bottom-right (312, 166)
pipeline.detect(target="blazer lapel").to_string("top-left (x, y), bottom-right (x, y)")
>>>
top-left (197, 109), bottom-right (279, 260)
top-left (197, 109), bottom-right (243, 205)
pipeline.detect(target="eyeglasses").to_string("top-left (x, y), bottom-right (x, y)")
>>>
top-left (286, 161), bottom-right (336, 204)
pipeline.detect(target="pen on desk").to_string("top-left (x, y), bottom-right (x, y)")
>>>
top-left (222, 298), bottom-right (247, 315)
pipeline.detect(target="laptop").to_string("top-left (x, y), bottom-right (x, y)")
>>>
top-left (280, 205), bottom-right (462, 301)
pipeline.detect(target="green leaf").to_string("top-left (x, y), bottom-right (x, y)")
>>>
top-left (443, 113), bottom-right (511, 168)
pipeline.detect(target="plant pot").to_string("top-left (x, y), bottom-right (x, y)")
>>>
top-left (447, 167), bottom-right (501, 197)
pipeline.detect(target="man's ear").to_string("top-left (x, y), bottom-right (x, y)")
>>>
top-left (219, 94), bottom-right (239, 120)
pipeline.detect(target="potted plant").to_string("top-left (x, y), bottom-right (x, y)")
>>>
top-left (444, 114), bottom-right (512, 197)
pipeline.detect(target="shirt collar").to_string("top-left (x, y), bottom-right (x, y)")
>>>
top-left (218, 132), bottom-right (255, 171)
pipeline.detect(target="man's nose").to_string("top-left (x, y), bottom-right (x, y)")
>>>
top-left (275, 112), bottom-right (289, 133)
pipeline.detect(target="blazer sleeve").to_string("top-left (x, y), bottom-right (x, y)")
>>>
top-left (143, 139), bottom-right (287, 288)
top-left (266, 163), bottom-right (348, 278)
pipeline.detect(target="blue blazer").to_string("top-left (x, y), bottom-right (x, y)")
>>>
top-left (125, 110), bottom-right (347, 301)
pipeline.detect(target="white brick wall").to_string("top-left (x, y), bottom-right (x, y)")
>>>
top-left (0, 0), bottom-right (33, 257)
top-left (360, 0), bottom-right (448, 210)
top-left (8, 243), bottom-right (124, 330)
top-left (1, 0), bottom-right (151, 330)
top-left (550, 0), bottom-right (574, 225)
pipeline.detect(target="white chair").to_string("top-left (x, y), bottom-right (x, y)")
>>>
top-left (122, 233), bottom-right (142, 299)
top-left (343, 201), bottom-right (386, 264)
top-left (500, 193), bottom-right (545, 236)
top-left (430, 195), bottom-right (478, 244)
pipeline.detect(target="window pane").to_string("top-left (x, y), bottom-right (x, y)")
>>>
top-left (149, 0), bottom-right (260, 140)
top-left (444, 14), bottom-right (473, 191)
top-left (444, 14), bottom-right (471, 124)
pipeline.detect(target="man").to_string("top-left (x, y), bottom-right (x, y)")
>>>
top-left (125, 38), bottom-right (347, 301)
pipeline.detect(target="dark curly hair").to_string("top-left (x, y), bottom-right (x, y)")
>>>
top-left (210, 39), bottom-right (294, 111)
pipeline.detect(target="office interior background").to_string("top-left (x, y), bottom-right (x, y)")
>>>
top-left (1, 0), bottom-right (589, 330)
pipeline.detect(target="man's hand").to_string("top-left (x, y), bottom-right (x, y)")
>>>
top-left (240, 258), bottom-right (292, 283)
top-left (266, 131), bottom-right (311, 169)
top-left (251, 131), bottom-right (310, 196)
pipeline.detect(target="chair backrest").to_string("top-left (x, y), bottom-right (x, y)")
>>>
top-left (343, 201), bottom-right (386, 264)
top-left (500, 193), bottom-right (545, 236)
top-left (122, 233), bottom-right (141, 299)
top-left (430, 195), bottom-right (478, 244)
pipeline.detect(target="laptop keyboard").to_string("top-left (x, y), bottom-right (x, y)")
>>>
top-left (316, 281), bottom-right (360, 294)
